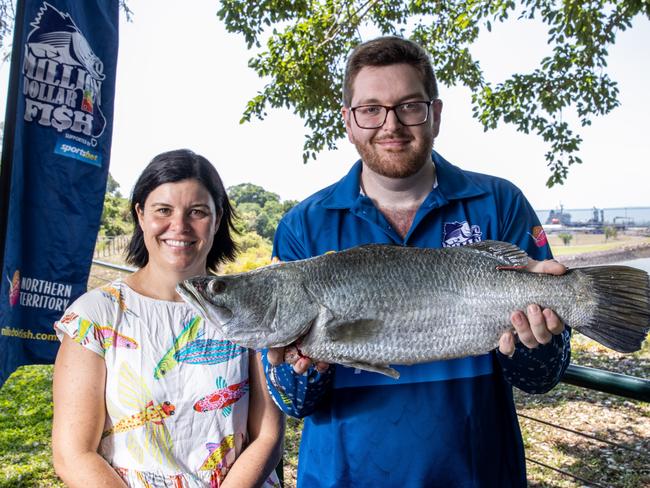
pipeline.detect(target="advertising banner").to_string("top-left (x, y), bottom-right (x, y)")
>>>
top-left (0, 0), bottom-right (119, 387)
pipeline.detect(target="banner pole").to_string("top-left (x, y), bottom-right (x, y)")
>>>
top-left (0, 0), bottom-right (26, 271)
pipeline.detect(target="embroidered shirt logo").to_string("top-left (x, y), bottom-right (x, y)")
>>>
top-left (442, 221), bottom-right (482, 247)
top-left (529, 226), bottom-right (548, 248)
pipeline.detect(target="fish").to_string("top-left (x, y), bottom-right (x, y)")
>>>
top-left (173, 338), bottom-right (246, 365)
top-left (199, 434), bottom-right (236, 471)
top-left (176, 241), bottom-right (650, 379)
top-left (153, 316), bottom-right (202, 379)
top-left (193, 377), bottom-right (249, 416)
top-left (93, 326), bottom-right (139, 350)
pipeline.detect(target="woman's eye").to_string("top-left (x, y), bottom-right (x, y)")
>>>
top-left (155, 208), bottom-right (171, 216)
top-left (190, 209), bottom-right (207, 217)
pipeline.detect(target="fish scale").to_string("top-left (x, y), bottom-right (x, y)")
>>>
top-left (178, 241), bottom-right (650, 379)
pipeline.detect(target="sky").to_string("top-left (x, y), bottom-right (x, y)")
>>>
top-left (1, 0), bottom-right (649, 210)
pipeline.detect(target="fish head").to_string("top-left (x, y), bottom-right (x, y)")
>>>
top-left (177, 265), bottom-right (319, 349)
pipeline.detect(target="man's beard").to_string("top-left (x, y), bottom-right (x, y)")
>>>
top-left (354, 131), bottom-right (434, 179)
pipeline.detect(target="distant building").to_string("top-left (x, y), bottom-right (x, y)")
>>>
top-left (546, 206), bottom-right (572, 226)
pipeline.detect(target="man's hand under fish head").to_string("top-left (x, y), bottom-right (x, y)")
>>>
top-left (498, 258), bottom-right (567, 357)
top-left (267, 257), bottom-right (567, 373)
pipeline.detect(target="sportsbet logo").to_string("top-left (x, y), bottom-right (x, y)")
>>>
top-left (54, 138), bottom-right (102, 166)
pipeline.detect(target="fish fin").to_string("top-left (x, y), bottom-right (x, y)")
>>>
top-left (573, 266), bottom-right (649, 352)
top-left (466, 240), bottom-right (529, 267)
top-left (340, 360), bottom-right (400, 379)
top-left (222, 405), bottom-right (232, 417)
top-left (216, 376), bottom-right (227, 389)
top-left (324, 318), bottom-right (383, 342)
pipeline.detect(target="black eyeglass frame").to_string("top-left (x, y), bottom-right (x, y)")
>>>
top-left (349, 100), bottom-right (436, 129)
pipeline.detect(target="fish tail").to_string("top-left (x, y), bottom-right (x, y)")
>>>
top-left (576, 266), bottom-right (649, 352)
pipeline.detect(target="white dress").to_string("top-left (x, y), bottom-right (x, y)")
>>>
top-left (54, 279), bottom-right (281, 488)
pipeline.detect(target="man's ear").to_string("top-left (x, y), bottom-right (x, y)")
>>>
top-left (342, 106), bottom-right (355, 144)
top-left (431, 99), bottom-right (443, 139)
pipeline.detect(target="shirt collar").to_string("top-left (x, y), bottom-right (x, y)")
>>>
top-left (321, 150), bottom-right (487, 209)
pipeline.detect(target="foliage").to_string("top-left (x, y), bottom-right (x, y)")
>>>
top-left (0, 1), bottom-right (132, 61)
top-left (220, 232), bottom-right (273, 274)
top-left (218, 0), bottom-right (650, 186)
top-left (99, 173), bottom-right (132, 237)
top-left (604, 226), bottom-right (618, 240)
top-left (558, 232), bottom-right (573, 245)
top-left (228, 183), bottom-right (297, 240)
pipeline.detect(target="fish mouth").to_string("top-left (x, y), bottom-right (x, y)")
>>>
top-left (176, 280), bottom-right (233, 326)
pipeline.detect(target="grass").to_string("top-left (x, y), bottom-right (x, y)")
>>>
top-left (517, 335), bottom-right (650, 488)
top-left (547, 233), bottom-right (650, 257)
top-left (0, 365), bottom-right (64, 487)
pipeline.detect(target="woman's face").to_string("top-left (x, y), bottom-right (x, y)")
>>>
top-left (136, 179), bottom-right (220, 278)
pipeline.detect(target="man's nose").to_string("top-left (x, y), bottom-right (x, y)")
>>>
top-left (382, 108), bottom-right (403, 131)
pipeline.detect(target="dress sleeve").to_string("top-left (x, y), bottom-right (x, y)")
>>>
top-left (53, 290), bottom-right (110, 358)
top-left (264, 218), bottom-right (334, 417)
top-left (496, 189), bottom-right (572, 393)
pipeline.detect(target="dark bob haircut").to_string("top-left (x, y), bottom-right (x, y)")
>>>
top-left (125, 149), bottom-right (238, 272)
top-left (343, 36), bottom-right (438, 108)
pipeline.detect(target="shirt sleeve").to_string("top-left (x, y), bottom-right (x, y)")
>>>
top-left (264, 217), bottom-right (334, 417)
top-left (495, 188), bottom-right (572, 393)
top-left (53, 290), bottom-right (110, 358)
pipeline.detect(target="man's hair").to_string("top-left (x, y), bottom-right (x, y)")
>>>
top-left (125, 148), bottom-right (238, 272)
top-left (343, 36), bottom-right (438, 107)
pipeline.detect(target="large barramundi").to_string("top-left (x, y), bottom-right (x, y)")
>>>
top-left (177, 241), bottom-right (650, 378)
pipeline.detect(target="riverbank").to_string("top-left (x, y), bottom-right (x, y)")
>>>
top-left (555, 241), bottom-right (650, 267)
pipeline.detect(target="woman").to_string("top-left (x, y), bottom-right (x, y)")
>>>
top-left (52, 149), bottom-right (283, 488)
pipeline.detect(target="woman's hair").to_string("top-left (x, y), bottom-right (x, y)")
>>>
top-left (125, 149), bottom-right (238, 272)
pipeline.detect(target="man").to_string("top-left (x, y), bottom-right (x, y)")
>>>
top-left (263, 36), bottom-right (570, 487)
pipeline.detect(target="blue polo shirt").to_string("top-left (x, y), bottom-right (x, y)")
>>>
top-left (263, 151), bottom-right (571, 488)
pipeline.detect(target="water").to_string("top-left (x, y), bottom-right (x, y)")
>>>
top-left (611, 257), bottom-right (650, 273)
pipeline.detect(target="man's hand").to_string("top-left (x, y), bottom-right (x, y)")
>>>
top-left (498, 258), bottom-right (567, 357)
top-left (267, 347), bottom-right (330, 375)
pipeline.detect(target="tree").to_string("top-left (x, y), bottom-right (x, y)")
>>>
top-left (0, 1), bottom-right (132, 61)
top-left (558, 232), bottom-right (573, 246)
top-left (99, 173), bottom-right (131, 237)
top-left (106, 172), bottom-right (122, 198)
top-left (218, 0), bottom-right (649, 187)
top-left (228, 183), bottom-right (298, 241)
top-left (604, 226), bottom-right (618, 240)
top-left (228, 183), bottom-right (281, 208)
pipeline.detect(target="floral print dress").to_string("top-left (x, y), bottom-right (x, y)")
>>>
top-left (54, 279), bottom-right (280, 488)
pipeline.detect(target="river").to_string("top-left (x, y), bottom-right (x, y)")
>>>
top-left (612, 257), bottom-right (650, 273)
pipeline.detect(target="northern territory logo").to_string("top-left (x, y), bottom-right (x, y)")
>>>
top-left (442, 221), bottom-right (482, 247)
top-left (7, 270), bottom-right (20, 306)
top-left (529, 226), bottom-right (548, 248)
top-left (22, 2), bottom-right (107, 139)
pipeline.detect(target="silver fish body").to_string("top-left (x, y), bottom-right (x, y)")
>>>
top-left (177, 241), bottom-right (650, 378)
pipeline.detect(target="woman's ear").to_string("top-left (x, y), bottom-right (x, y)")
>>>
top-left (135, 203), bottom-right (145, 227)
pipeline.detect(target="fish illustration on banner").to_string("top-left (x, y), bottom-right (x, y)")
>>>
top-left (0, 0), bottom-right (119, 388)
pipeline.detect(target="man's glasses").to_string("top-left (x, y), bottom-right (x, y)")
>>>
top-left (350, 100), bottom-right (435, 129)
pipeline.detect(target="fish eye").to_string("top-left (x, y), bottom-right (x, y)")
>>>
top-left (209, 280), bottom-right (227, 294)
